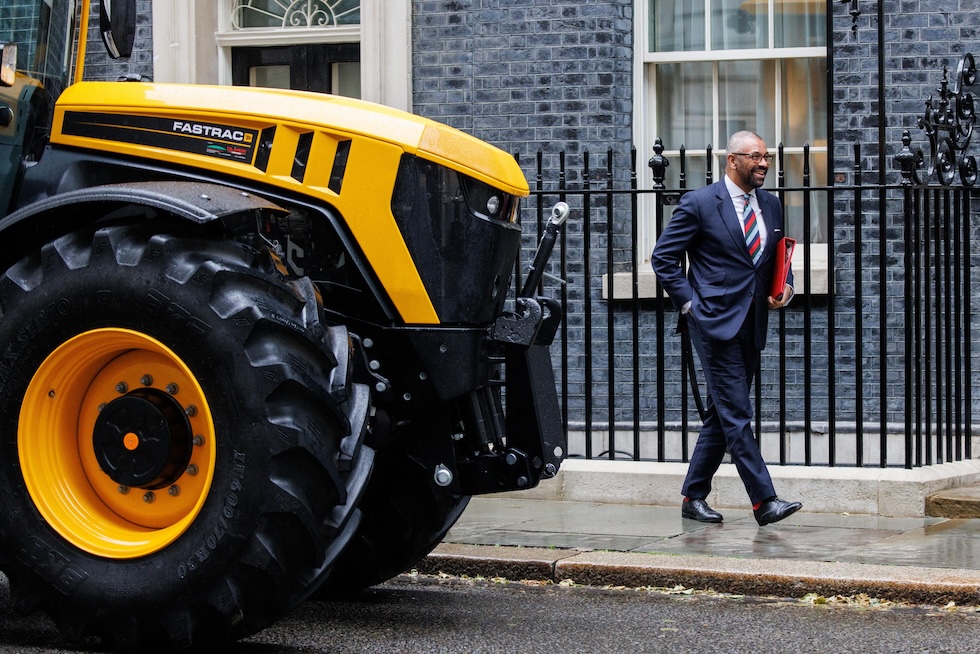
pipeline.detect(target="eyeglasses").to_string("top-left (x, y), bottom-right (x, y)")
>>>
top-left (732, 152), bottom-right (775, 164)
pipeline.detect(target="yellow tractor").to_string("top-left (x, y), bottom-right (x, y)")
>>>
top-left (0, 1), bottom-right (566, 649)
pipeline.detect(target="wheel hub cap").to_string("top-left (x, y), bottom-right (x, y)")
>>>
top-left (93, 388), bottom-right (193, 490)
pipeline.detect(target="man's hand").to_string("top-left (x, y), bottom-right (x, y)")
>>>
top-left (768, 284), bottom-right (794, 309)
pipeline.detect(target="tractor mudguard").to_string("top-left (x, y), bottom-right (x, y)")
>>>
top-left (1, 179), bottom-right (287, 229)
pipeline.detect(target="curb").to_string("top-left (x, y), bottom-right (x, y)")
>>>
top-left (418, 543), bottom-right (980, 606)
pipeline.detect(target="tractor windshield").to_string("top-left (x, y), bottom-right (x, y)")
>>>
top-left (1, 0), bottom-right (76, 102)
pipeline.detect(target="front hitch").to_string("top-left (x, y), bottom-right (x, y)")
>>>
top-left (454, 203), bottom-right (569, 495)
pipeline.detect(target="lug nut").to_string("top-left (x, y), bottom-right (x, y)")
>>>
top-left (168, 485), bottom-right (180, 497)
top-left (140, 375), bottom-right (153, 386)
top-left (166, 383), bottom-right (179, 395)
top-left (193, 435), bottom-right (205, 447)
top-left (186, 464), bottom-right (199, 476)
top-left (185, 405), bottom-right (198, 417)
top-left (116, 382), bottom-right (128, 394)
top-left (117, 485), bottom-right (130, 495)
top-left (143, 492), bottom-right (155, 504)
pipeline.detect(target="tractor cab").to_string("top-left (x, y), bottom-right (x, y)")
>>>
top-left (0, 0), bottom-right (134, 210)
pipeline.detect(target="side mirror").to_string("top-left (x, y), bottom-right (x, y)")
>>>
top-left (0, 43), bottom-right (16, 87)
top-left (100, 0), bottom-right (137, 59)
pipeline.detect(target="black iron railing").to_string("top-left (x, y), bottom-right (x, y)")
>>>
top-left (516, 136), bottom-right (976, 469)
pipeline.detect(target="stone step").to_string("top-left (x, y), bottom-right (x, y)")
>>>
top-left (926, 484), bottom-right (980, 518)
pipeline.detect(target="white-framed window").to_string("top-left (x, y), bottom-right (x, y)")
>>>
top-left (151, 0), bottom-right (411, 111)
top-left (631, 0), bottom-right (829, 294)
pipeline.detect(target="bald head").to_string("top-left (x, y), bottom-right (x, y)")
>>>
top-left (726, 131), bottom-right (765, 155)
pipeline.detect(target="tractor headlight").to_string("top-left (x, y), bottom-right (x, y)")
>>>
top-left (460, 175), bottom-right (516, 223)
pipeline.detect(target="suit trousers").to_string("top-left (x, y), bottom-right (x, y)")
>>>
top-left (681, 310), bottom-right (776, 505)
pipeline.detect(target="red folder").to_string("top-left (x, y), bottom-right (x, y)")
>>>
top-left (770, 237), bottom-right (796, 300)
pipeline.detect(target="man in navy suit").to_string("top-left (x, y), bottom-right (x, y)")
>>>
top-left (652, 131), bottom-right (802, 526)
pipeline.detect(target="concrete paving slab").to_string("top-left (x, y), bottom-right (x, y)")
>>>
top-left (422, 497), bottom-right (980, 606)
top-left (631, 521), bottom-right (905, 561)
top-left (834, 525), bottom-right (980, 569)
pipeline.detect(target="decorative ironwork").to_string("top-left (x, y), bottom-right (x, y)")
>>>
top-left (895, 130), bottom-right (925, 186)
top-left (840, 0), bottom-right (860, 34)
top-left (232, 0), bottom-right (360, 30)
top-left (911, 53), bottom-right (978, 186)
top-left (647, 138), bottom-right (669, 189)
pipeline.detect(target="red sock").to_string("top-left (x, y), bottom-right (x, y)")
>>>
top-left (752, 501), bottom-right (762, 510)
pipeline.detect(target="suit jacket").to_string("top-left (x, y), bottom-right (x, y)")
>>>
top-left (651, 179), bottom-right (792, 351)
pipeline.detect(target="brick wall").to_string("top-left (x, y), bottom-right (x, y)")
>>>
top-left (411, 0), bottom-right (633, 177)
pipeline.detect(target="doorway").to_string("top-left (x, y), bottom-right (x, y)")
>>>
top-left (231, 43), bottom-right (360, 97)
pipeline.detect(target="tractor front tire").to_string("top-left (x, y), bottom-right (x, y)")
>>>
top-left (0, 222), bottom-right (370, 651)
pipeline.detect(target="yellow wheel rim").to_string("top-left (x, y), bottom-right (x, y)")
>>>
top-left (19, 328), bottom-right (216, 558)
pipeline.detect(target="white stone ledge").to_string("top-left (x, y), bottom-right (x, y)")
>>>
top-left (495, 457), bottom-right (980, 518)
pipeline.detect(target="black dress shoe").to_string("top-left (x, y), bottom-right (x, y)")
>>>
top-left (753, 497), bottom-right (802, 526)
top-left (682, 498), bottom-right (723, 523)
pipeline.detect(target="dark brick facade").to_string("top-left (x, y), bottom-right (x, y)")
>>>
top-left (411, 0), bottom-right (634, 178)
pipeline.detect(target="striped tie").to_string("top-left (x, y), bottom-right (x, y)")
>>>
top-left (742, 193), bottom-right (762, 266)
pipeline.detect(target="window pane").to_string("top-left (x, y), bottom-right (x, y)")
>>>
top-left (711, 0), bottom-right (767, 50)
top-left (775, 0), bottom-right (826, 47)
top-left (649, 0), bottom-right (705, 51)
top-left (332, 61), bottom-right (361, 98)
top-left (659, 155), bottom-right (710, 190)
top-left (780, 151), bottom-right (828, 243)
top-left (249, 64), bottom-right (290, 88)
top-left (781, 58), bottom-right (828, 146)
top-left (655, 63), bottom-right (712, 150)
top-left (718, 60), bottom-right (775, 143)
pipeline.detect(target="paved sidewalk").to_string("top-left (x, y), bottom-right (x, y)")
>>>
top-left (417, 497), bottom-right (980, 606)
